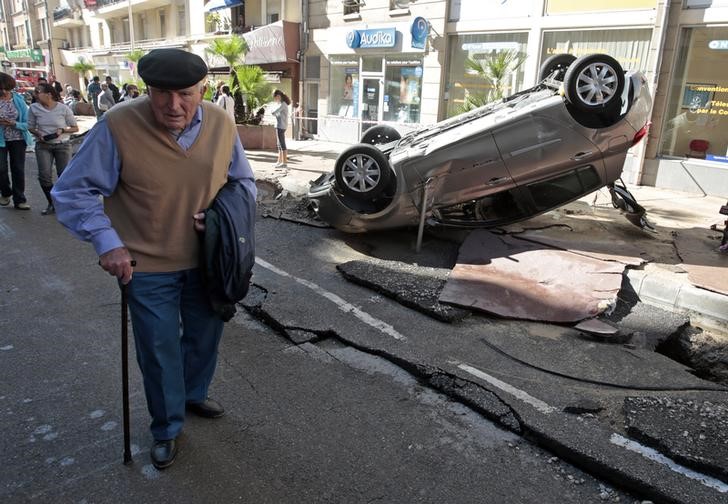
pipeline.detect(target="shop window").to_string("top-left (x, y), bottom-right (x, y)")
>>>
top-left (361, 56), bottom-right (382, 73)
top-left (343, 1), bottom-right (361, 15)
top-left (540, 28), bottom-right (652, 72)
top-left (266, 0), bottom-right (280, 23)
top-left (445, 32), bottom-right (528, 118)
top-left (384, 56), bottom-right (422, 123)
top-left (660, 27), bottom-right (728, 162)
top-left (305, 56), bottom-right (320, 79)
top-left (329, 56), bottom-right (359, 117)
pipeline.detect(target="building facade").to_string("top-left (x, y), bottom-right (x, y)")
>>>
top-left (302, 0), bottom-right (728, 198)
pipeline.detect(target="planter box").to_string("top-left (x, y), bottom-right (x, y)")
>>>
top-left (237, 124), bottom-right (277, 151)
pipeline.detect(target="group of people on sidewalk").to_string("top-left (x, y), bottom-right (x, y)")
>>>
top-left (0, 73), bottom-right (79, 214)
top-left (87, 75), bottom-right (140, 118)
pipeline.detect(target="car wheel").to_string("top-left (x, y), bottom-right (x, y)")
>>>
top-left (564, 54), bottom-right (625, 112)
top-left (334, 144), bottom-right (393, 201)
top-left (361, 125), bottom-right (401, 145)
top-left (538, 53), bottom-right (577, 82)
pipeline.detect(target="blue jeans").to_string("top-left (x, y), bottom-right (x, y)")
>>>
top-left (126, 268), bottom-right (224, 440)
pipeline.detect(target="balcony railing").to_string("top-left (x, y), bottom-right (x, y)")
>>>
top-left (53, 7), bottom-right (72, 21)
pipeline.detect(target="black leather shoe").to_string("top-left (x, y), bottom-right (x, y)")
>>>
top-left (186, 398), bottom-right (225, 419)
top-left (151, 438), bottom-right (178, 470)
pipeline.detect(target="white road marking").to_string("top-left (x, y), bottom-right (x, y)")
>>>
top-left (455, 362), bottom-right (557, 414)
top-left (255, 258), bottom-right (406, 341)
top-left (610, 433), bottom-right (728, 493)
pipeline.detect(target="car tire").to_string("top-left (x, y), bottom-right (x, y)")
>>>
top-left (334, 144), bottom-right (393, 201)
top-left (360, 125), bottom-right (401, 145)
top-left (564, 54), bottom-right (625, 112)
top-left (538, 53), bottom-right (577, 82)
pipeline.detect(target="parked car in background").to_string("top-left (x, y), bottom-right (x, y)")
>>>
top-left (309, 54), bottom-right (653, 233)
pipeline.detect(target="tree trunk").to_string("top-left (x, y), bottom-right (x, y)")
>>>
top-left (231, 69), bottom-right (246, 123)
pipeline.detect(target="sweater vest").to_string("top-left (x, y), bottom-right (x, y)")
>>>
top-left (104, 96), bottom-right (235, 272)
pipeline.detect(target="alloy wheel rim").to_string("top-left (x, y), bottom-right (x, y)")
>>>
top-left (342, 154), bottom-right (381, 192)
top-left (575, 62), bottom-right (618, 106)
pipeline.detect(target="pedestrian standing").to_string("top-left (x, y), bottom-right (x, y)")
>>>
top-left (87, 76), bottom-right (102, 118)
top-left (98, 83), bottom-right (115, 114)
top-left (52, 48), bottom-right (257, 470)
top-left (28, 83), bottom-right (78, 215)
top-left (49, 75), bottom-right (63, 97)
top-left (271, 89), bottom-right (290, 168)
top-left (215, 85), bottom-right (235, 121)
top-left (212, 81), bottom-right (224, 103)
top-left (105, 76), bottom-right (120, 103)
top-left (0, 72), bottom-right (34, 210)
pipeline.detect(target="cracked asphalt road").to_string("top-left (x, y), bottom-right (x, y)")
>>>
top-left (0, 170), bottom-right (638, 503)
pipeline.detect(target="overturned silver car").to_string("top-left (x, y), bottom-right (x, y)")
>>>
top-left (309, 54), bottom-right (653, 233)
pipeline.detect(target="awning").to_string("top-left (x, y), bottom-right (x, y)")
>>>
top-left (243, 21), bottom-right (299, 65)
top-left (204, 0), bottom-right (244, 12)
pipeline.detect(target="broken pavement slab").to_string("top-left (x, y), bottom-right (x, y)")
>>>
top-left (673, 229), bottom-right (728, 296)
top-left (624, 396), bottom-right (728, 481)
top-left (439, 230), bottom-right (625, 323)
top-left (480, 325), bottom-right (724, 391)
top-left (337, 259), bottom-right (470, 323)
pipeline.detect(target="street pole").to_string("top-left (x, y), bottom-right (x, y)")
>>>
top-left (128, 0), bottom-right (135, 51)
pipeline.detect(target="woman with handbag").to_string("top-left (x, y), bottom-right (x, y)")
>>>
top-left (0, 72), bottom-right (34, 210)
top-left (28, 83), bottom-right (79, 215)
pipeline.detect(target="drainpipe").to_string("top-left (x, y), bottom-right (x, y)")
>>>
top-left (127, 0), bottom-right (135, 51)
top-left (635, 0), bottom-right (672, 186)
top-left (299, 0), bottom-right (308, 116)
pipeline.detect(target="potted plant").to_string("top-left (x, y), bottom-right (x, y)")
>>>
top-left (457, 50), bottom-right (526, 114)
top-left (206, 36), bottom-right (250, 122)
top-left (230, 65), bottom-right (275, 150)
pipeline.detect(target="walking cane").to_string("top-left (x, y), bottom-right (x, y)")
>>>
top-left (120, 260), bottom-right (136, 465)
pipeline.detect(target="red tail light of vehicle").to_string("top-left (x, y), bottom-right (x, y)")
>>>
top-left (632, 122), bottom-right (651, 146)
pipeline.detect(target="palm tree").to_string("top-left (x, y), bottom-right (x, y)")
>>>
top-left (125, 49), bottom-right (146, 80)
top-left (207, 36), bottom-right (250, 123)
top-left (457, 50), bottom-right (526, 113)
top-left (231, 65), bottom-right (272, 124)
top-left (206, 36), bottom-right (249, 69)
top-left (71, 57), bottom-right (95, 91)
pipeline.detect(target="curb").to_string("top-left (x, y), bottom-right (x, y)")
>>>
top-left (625, 269), bottom-right (728, 331)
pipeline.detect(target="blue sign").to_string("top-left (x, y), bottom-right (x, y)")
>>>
top-left (706, 154), bottom-right (728, 163)
top-left (346, 28), bottom-right (397, 49)
top-left (411, 17), bottom-right (429, 49)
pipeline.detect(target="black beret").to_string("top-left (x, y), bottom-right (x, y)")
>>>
top-left (138, 49), bottom-right (208, 90)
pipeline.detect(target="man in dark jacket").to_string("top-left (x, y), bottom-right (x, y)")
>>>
top-left (105, 76), bottom-right (120, 103)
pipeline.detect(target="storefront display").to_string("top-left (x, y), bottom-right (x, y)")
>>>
top-left (328, 54), bottom-right (423, 125)
top-left (660, 27), bottom-right (728, 162)
top-left (541, 28), bottom-right (652, 72)
top-left (445, 32), bottom-right (528, 118)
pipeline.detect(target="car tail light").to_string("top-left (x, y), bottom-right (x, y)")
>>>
top-left (632, 122), bottom-right (651, 146)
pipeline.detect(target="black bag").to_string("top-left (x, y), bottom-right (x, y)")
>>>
top-left (200, 180), bottom-right (256, 321)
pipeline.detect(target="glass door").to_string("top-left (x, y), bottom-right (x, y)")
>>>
top-left (360, 76), bottom-right (383, 135)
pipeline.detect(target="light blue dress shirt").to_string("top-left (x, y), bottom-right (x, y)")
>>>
top-left (52, 105), bottom-right (257, 257)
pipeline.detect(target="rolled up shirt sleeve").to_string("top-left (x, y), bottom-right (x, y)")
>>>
top-left (51, 119), bottom-right (124, 256)
top-left (228, 134), bottom-right (257, 200)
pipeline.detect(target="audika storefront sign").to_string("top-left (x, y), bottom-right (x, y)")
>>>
top-left (346, 28), bottom-right (397, 49)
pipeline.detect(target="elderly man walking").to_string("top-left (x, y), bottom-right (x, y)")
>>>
top-left (52, 49), bottom-right (256, 469)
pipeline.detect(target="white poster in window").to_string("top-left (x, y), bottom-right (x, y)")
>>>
top-left (451, 0), bottom-right (532, 21)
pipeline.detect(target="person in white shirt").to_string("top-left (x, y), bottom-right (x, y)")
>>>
top-left (215, 85), bottom-right (235, 122)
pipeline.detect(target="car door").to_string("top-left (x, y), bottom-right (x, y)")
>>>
top-left (424, 132), bottom-right (516, 208)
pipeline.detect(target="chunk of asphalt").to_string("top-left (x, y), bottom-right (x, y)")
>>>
top-left (603, 282), bottom-right (690, 351)
top-left (286, 329), bottom-right (321, 345)
top-left (624, 396), bottom-right (728, 481)
top-left (563, 398), bottom-right (604, 415)
top-left (336, 259), bottom-right (470, 323)
top-left (428, 373), bottom-right (522, 433)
